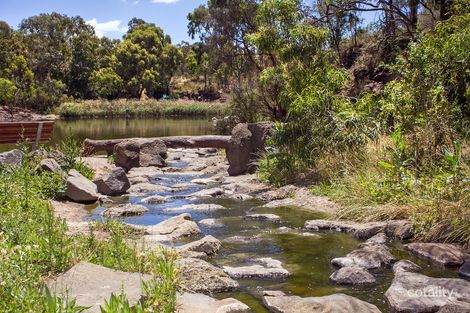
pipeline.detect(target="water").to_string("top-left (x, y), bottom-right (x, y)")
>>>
top-left (0, 118), bottom-right (215, 152)
top-left (86, 160), bottom-right (461, 313)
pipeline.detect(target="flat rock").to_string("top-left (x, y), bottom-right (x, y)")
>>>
top-left (331, 244), bottom-right (395, 269)
top-left (141, 195), bottom-right (167, 204)
top-left (0, 149), bottom-right (22, 167)
top-left (222, 235), bottom-right (264, 244)
top-left (47, 262), bottom-right (151, 313)
top-left (189, 187), bottom-right (224, 198)
top-left (176, 235), bottom-right (222, 258)
top-left (393, 260), bottom-right (422, 274)
top-left (191, 178), bottom-right (219, 185)
top-left (176, 258), bottom-right (239, 293)
top-left (330, 266), bottom-right (376, 285)
top-left (405, 243), bottom-right (467, 266)
top-left (163, 203), bottom-right (226, 213)
top-left (128, 182), bottom-right (173, 195)
top-left (176, 293), bottom-right (249, 313)
top-left (459, 259), bottom-right (470, 279)
top-left (143, 213), bottom-right (201, 242)
top-left (93, 167), bottom-right (130, 196)
top-left (199, 218), bottom-right (224, 228)
top-left (385, 270), bottom-right (470, 313)
top-left (262, 291), bottom-right (381, 313)
top-left (223, 258), bottom-right (290, 279)
top-left (65, 169), bottom-right (99, 203)
top-left (304, 219), bottom-right (387, 239)
top-left (245, 214), bottom-right (281, 223)
top-left (102, 203), bottom-right (148, 217)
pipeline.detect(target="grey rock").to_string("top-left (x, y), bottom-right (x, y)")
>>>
top-left (102, 203), bottom-right (148, 217)
top-left (176, 258), bottom-right (239, 293)
top-left (47, 262), bottom-right (151, 313)
top-left (386, 220), bottom-right (414, 240)
top-left (177, 235), bottom-right (222, 258)
top-left (141, 195), bottom-right (167, 204)
top-left (437, 300), bottom-right (470, 313)
top-left (262, 291), bottom-right (382, 313)
top-left (331, 244), bottom-right (395, 269)
top-left (459, 259), bottom-right (470, 279)
top-left (163, 203), bottom-right (226, 213)
top-left (223, 258), bottom-right (290, 279)
top-left (199, 218), bottom-right (224, 228)
top-left (304, 219), bottom-right (387, 239)
top-left (330, 266), bottom-right (376, 285)
top-left (0, 149), bottom-right (22, 167)
top-left (191, 178), bottom-right (219, 185)
top-left (176, 293), bottom-right (249, 313)
top-left (93, 167), bottom-right (130, 196)
top-left (38, 158), bottom-right (62, 173)
top-left (245, 214), bottom-right (281, 223)
top-left (114, 139), bottom-right (167, 171)
top-left (222, 235), bottom-right (264, 244)
top-left (189, 187), bottom-right (224, 198)
top-left (405, 243), bottom-right (466, 266)
top-left (128, 182), bottom-right (172, 195)
top-left (143, 213), bottom-right (201, 242)
top-left (363, 232), bottom-right (389, 246)
top-left (65, 169), bottom-right (99, 203)
top-left (393, 260), bottom-right (422, 274)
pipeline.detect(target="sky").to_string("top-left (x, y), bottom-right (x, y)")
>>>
top-left (0, 0), bottom-right (206, 43)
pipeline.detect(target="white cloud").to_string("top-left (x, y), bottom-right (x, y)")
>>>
top-left (151, 0), bottom-right (180, 3)
top-left (86, 18), bottom-right (128, 37)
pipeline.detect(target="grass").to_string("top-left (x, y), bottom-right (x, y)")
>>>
top-left (0, 143), bottom-right (178, 312)
top-left (57, 99), bottom-right (230, 119)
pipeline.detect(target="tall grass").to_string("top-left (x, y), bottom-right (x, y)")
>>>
top-left (57, 99), bottom-right (229, 119)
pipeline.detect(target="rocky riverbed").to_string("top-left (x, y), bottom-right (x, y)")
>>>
top-left (43, 145), bottom-right (470, 313)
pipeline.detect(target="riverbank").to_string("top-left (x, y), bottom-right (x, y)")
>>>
top-left (57, 99), bottom-right (230, 119)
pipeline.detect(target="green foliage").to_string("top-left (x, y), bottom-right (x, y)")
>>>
top-left (59, 137), bottom-right (94, 179)
top-left (0, 77), bottom-right (17, 105)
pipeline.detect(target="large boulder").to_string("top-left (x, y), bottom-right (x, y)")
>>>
top-left (65, 170), bottom-right (99, 203)
top-left (226, 122), bottom-right (273, 176)
top-left (93, 167), bottom-right (130, 196)
top-left (47, 262), bottom-right (151, 313)
top-left (262, 291), bottom-right (381, 313)
top-left (404, 243), bottom-right (467, 266)
top-left (175, 258), bottom-right (239, 293)
top-left (0, 149), bottom-right (22, 167)
top-left (176, 293), bottom-right (250, 313)
top-left (114, 139), bottom-right (168, 171)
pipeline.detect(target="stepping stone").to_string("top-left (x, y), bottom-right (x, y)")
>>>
top-left (143, 213), bottom-right (201, 242)
top-left (199, 218), bottom-right (224, 228)
top-left (176, 293), bottom-right (249, 313)
top-left (191, 178), bottom-right (219, 185)
top-left (189, 187), bottom-right (224, 198)
top-left (304, 219), bottom-right (386, 239)
top-left (176, 235), bottom-right (222, 258)
top-left (245, 214), bottom-right (281, 222)
top-left (222, 235), bottom-right (264, 244)
top-left (330, 266), bottom-right (376, 285)
top-left (47, 262), bottom-right (151, 313)
top-left (404, 243), bottom-right (467, 266)
top-left (223, 257), bottom-right (290, 279)
top-left (331, 244), bottom-right (395, 269)
top-left (163, 203), bottom-right (226, 213)
top-left (101, 204), bottom-right (148, 217)
top-left (393, 260), bottom-right (422, 274)
top-left (262, 291), bottom-right (381, 313)
top-left (141, 195), bottom-right (167, 204)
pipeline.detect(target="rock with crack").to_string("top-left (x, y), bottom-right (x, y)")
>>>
top-left (245, 214), bottom-right (281, 223)
top-left (262, 291), bottom-right (381, 313)
top-left (304, 219), bottom-right (387, 239)
top-left (141, 195), bottom-right (167, 204)
top-left (385, 269), bottom-right (470, 313)
top-left (163, 203), bottom-right (226, 213)
top-left (404, 243), bottom-right (467, 266)
top-left (176, 293), bottom-right (250, 313)
top-left (223, 258), bottom-right (290, 279)
top-left (114, 138), bottom-right (168, 171)
top-left (47, 262), bottom-right (151, 313)
top-left (199, 218), bottom-right (224, 228)
top-left (65, 169), bottom-right (99, 203)
top-left (330, 266), bottom-right (376, 285)
top-left (331, 244), bottom-right (395, 269)
top-left (176, 258), bottom-right (239, 293)
top-left (176, 235), bottom-right (222, 258)
top-left (102, 203), bottom-right (148, 217)
top-left (143, 213), bottom-right (201, 242)
top-left (93, 167), bottom-right (130, 196)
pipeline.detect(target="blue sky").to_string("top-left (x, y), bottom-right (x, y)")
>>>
top-left (0, 0), bottom-right (206, 43)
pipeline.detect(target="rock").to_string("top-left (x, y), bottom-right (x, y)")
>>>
top-left (385, 270), bottom-right (470, 313)
top-left (329, 266), bottom-right (376, 285)
top-left (224, 193), bottom-right (253, 201)
top-left (114, 139), bottom-right (168, 171)
top-left (0, 149), bottom-right (22, 167)
top-left (386, 220), bottom-right (414, 240)
top-left (245, 214), bottom-right (281, 223)
top-left (93, 167), bottom-right (130, 196)
top-left (404, 243), bottom-right (466, 266)
top-left (459, 259), bottom-right (470, 279)
top-left (262, 291), bottom-right (381, 313)
top-left (177, 235), bottom-right (222, 258)
top-left (304, 220), bottom-right (387, 239)
top-left (223, 258), bottom-right (290, 279)
top-left (191, 178), bottom-right (219, 185)
top-left (176, 293), bottom-right (249, 313)
top-left (393, 260), bottom-right (422, 274)
top-left (47, 262), bottom-right (151, 313)
top-left (226, 122), bottom-right (274, 176)
top-left (141, 195), bottom-right (167, 204)
top-left (163, 203), bottom-right (226, 213)
top-left (102, 204), bottom-right (148, 217)
top-left (222, 235), bottom-right (264, 244)
top-left (331, 244), bottom-right (395, 269)
top-left (189, 188), bottom-right (224, 198)
top-left (176, 258), bottom-right (239, 293)
top-left (143, 213), bottom-right (201, 242)
top-left (128, 183), bottom-right (173, 195)
top-left (199, 218), bottom-right (224, 228)
top-left (362, 232), bottom-right (388, 246)
top-left (437, 300), bottom-right (470, 313)
top-left (65, 169), bottom-right (99, 203)
top-left (37, 158), bottom-right (62, 173)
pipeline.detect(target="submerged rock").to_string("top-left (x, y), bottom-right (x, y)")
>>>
top-left (330, 266), bottom-right (376, 285)
top-left (222, 235), bottom-right (264, 244)
top-left (47, 262), bottom-right (151, 313)
top-left (262, 291), bottom-right (381, 313)
top-left (176, 293), bottom-right (249, 313)
top-left (143, 213), bottom-right (201, 242)
top-left (102, 204), bottom-right (148, 217)
top-left (65, 169), bottom-right (99, 203)
top-left (176, 235), bottom-right (222, 258)
top-left (176, 258), bottom-right (239, 293)
top-left (245, 214), bottom-right (281, 223)
top-left (93, 167), bottom-right (130, 196)
top-left (331, 244), bottom-right (395, 269)
top-left (223, 258), bottom-right (290, 279)
top-left (404, 243), bottom-right (467, 266)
